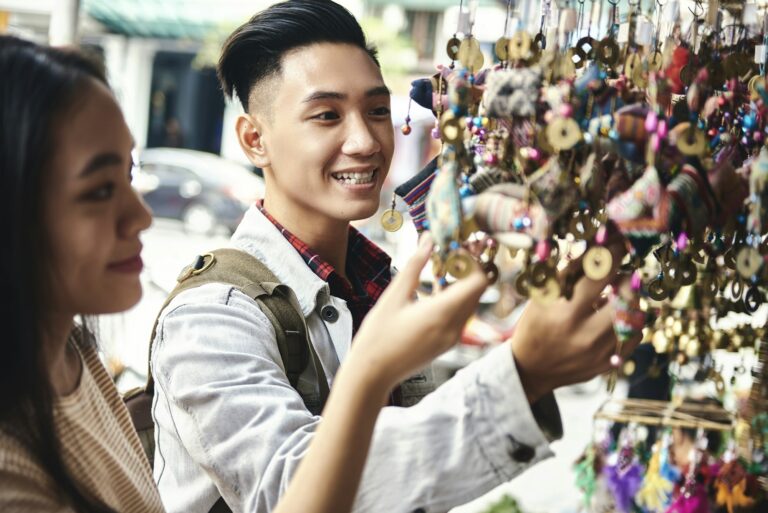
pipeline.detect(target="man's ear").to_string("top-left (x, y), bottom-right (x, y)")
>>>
top-left (236, 113), bottom-right (270, 168)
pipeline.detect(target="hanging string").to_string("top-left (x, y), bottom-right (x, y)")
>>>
top-left (454, 0), bottom-right (465, 38)
top-left (504, 0), bottom-right (513, 37)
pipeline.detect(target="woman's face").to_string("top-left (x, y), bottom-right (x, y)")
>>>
top-left (43, 79), bottom-right (152, 318)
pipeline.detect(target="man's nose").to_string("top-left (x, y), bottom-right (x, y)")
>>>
top-left (341, 115), bottom-right (381, 157)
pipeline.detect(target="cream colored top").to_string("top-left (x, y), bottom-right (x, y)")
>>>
top-left (0, 342), bottom-right (164, 513)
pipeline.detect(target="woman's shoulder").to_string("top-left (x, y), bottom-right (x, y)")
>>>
top-left (0, 426), bottom-right (54, 490)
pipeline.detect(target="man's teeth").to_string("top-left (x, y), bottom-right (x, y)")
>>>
top-left (333, 170), bottom-right (375, 184)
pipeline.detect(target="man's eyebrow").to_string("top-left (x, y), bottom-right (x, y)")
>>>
top-left (79, 153), bottom-right (124, 178)
top-left (365, 85), bottom-right (391, 98)
top-left (302, 91), bottom-right (346, 103)
top-left (302, 86), bottom-right (391, 104)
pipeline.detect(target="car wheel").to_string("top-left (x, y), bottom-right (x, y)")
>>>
top-left (182, 203), bottom-right (218, 236)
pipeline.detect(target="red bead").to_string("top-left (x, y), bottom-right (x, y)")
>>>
top-left (401, 124), bottom-right (412, 135)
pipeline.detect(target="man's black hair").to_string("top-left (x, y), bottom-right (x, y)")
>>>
top-left (217, 0), bottom-right (380, 112)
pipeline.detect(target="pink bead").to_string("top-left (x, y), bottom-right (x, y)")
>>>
top-left (651, 133), bottom-right (660, 152)
top-left (610, 354), bottom-right (622, 368)
top-left (677, 232), bottom-right (689, 251)
top-left (431, 127), bottom-right (441, 139)
top-left (528, 148), bottom-right (540, 160)
top-left (755, 132), bottom-right (764, 143)
top-left (645, 111), bottom-right (658, 132)
top-left (596, 225), bottom-right (607, 245)
top-left (559, 104), bottom-right (574, 118)
top-left (485, 154), bottom-right (499, 165)
top-left (657, 120), bottom-right (668, 138)
top-left (631, 270), bottom-right (642, 291)
top-left (536, 239), bottom-right (550, 261)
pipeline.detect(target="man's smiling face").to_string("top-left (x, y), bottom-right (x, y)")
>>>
top-left (252, 42), bottom-right (394, 223)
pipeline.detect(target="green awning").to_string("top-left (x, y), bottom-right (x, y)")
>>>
top-left (83, 0), bottom-right (269, 40)
top-left (366, 0), bottom-right (503, 10)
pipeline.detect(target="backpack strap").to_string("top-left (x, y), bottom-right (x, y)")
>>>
top-left (146, 248), bottom-right (329, 408)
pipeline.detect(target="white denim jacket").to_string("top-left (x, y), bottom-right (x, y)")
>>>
top-left (151, 205), bottom-right (562, 513)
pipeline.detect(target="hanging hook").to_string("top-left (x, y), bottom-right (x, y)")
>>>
top-left (607, 0), bottom-right (619, 6)
top-left (689, 0), bottom-right (704, 18)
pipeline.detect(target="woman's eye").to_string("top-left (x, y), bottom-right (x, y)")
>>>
top-left (83, 183), bottom-right (115, 201)
top-left (313, 111), bottom-right (340, 121)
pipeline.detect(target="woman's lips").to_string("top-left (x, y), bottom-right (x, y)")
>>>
top-left (107, 254), bottom-right (143, 273)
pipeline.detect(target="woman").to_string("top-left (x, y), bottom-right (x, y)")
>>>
top-left (0, 36), bottom-right (487, 513)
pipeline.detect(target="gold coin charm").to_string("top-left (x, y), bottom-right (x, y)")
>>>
top-left (736, 247), bottom-right (763, 279)
top-left (508, 30), bottom-right (531, 61)
top-left (558, 50), bottom-right (577, 79)
top-left (439, 111), bottom-right (463, 144)
top-left (624, 54), bottom-right (642, 79)
top-left (529, 278), bottom-right (561, 306)
top-left (749, 75), bottom-right (764, 101)
top-left (648, 279), bottom-right (667, 301)
top-left (380, 209), bottom-right (403, 232)
top-left (446, 249), bottom-right (475, 279)
top-left (546, 118), bottom-right (582, 152)
top-left (495, 37), bottom-right (510, 61)
top-left (583, 246), bottom-right (613, 280)
top-left (571, 47), bottom-right (588, 70)
top-left (632, 64), bottom-right (648, 88)
top-left (597, 37), bottom-right (619, 66)
top-left (576, 36), bottom-right (596, 60)
top-left (515, 271), bottom-right (530, 297)
top-left (648, 51), bottom-right (663, 72)
top-left (674, 123), bottom-right (706, 156)
top-left (622, 359), bottom-right (637, 377)
top-left (446, 37), bottom-right (461, 60)
top-left (458, 37), bottom-right (484, 70)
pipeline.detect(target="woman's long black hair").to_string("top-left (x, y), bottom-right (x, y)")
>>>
top-left (0, 35), bottom-right (115, 512)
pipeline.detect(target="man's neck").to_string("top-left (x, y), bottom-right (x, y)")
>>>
top-left (263, 195), bottom-right (350, 279)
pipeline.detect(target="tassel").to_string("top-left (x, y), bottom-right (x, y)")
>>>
top-left (666, 482), bottom-right (710, 513)
top-left (574, 445), bottom-right (600, 508)
top-left (714, 461), bottom-right (755, 513)
top-left (636, 443), bottom-right (675, 513)
top-left (604, 445), bottom-right (645, 513)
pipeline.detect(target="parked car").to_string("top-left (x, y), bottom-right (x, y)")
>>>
top-left (133, 148), bottom-right (264, 235)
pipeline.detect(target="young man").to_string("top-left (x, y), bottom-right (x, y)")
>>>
top-left (150, 1), bottom-right (638, 512)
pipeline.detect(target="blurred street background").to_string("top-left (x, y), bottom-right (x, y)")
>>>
top-left (2, 2), bottom-right (763, 512)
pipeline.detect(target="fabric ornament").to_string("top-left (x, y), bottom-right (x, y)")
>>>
top-left (426, 154), bottom-right (464, 249)
top-left (714, 460), bottom-right (756, 513)
top-left (635, 443), bottom-right (675, 513)
top-left (604, 444), bottom-right (645, 513)
top-left (483, 68), bottom-right (542, 118)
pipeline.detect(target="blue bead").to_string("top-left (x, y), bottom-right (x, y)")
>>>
top-left (438, 277), bottom-right (448, 287)
top-left (449, 241), bottom-right (460, 250)
top-left (514, 219), bottom-right (524, 230)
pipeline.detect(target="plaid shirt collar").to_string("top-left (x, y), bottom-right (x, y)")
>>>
top-left (255, 201), bottom-right (391, 320)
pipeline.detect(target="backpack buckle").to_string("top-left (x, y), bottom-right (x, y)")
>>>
top-left (177, 253), bottom-right (216, 282)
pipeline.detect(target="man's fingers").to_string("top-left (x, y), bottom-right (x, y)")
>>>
top-left (426, 266), bottom-right (488, 328)
top-left (569, 239), bottom-right (627, 318)
top-left (383, 234), bottom-right (434, 304)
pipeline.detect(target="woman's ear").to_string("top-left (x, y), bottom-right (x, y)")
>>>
top-left (236, 114), bottom-right (270, 168)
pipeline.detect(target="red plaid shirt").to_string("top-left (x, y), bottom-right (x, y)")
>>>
top-left (257, 201), bottom-right (392, 336)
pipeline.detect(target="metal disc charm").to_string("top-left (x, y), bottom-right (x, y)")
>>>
top-left (508, 31), bottom-right (531, 61)
top-left (745, 286), bottom-right (763, 314)
top-left (679, 260), bottom-right (697, 286)
top-left (446, 250), bottom-right (475, 279)
top-left (439, 111), bottom-right (463, 144)
top-left (675, 123), bottom-right (706, 156)
top-left (597, 37), bottom-right (619, 66)
top-left (380, 209), bottom-right (403, 232)
top-left (624, 54), bottom-right (642, 79)
top-left (583, 246), bottom-right (613, 280)
top-left (495, 37), bottom-right (510, 61)
top-left (648, 51), bottom-right (663, 71)
top-left (446, 37), bottom-right (461, 60)
top-left (736, 247), bottom-right (763, 279)
top-left (546, 118), bottom-right (582, 151)
top-left (458, 37), bottom-right (484, 70)
top-left (576, 36), bottom-right (596, 60)
top-left (648, 279), bottom-right (668, 301)
top-left (530, 278), bottom-right (561, 306)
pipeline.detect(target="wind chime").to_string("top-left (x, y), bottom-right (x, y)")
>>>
top-left (385, 0), bottom-right (768, 511)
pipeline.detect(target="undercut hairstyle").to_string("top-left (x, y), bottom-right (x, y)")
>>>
top-left (217, 0), bottom-right (379, 112)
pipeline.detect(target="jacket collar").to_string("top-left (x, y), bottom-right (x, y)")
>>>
top-left (230, 205), bottom-right (329, 317)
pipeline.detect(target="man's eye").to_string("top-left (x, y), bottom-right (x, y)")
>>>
top-left (83, 183), bottom-right (115, 201)
top-left (370, 107), bottom-right (391, 116)
top-left (313, 111), bottom-right (340, 121)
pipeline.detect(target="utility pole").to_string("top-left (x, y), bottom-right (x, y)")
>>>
top-left (49, 0), bottom-right (80, 46)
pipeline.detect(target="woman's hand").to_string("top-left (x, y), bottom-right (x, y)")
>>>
top-left (349, 235), bottom-right (488, 392)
